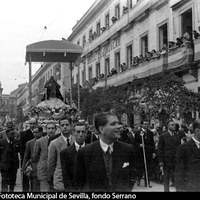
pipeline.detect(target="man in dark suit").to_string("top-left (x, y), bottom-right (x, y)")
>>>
top-left (0, 125), bottom-right (20, 192)
top-left (20, 117), bottom-right (37, 192)
top-left (74, 112), bottom-right (136, 192)
top-left (134, 120), bottom-right (155, 187)
top-left (175, 120), bottom-right (200, 192)
top-left (60, 121), bottom-right (87, 191)
top-left (85, 125), bottom-right (99, 144)
top-left (158, 121), bottom-right (181, 192)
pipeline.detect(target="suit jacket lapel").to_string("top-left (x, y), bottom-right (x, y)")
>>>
top-left (57, 136), bottom-right (68, 151)
top-left (70, 135), bottom-right (75, 145)
top-left (112, 142), bottom-right (120, 167)
top-left (189, 139), bottom-right (200, 159)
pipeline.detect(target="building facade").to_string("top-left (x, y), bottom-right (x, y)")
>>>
top-left (67, 0), bottom-right (200, 124)
top-left (0, 82), bottom-right (18, 125)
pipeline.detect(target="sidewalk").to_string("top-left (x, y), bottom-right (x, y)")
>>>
top-left (133, 179), bottom-right (175, 192)
top-left (15, 169), bottom-right (22, 192)
top-left (2, 169), bottom-right (175, 192)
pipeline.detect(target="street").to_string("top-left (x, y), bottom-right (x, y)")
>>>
top-left (0, 168), bottom-right (175, 192)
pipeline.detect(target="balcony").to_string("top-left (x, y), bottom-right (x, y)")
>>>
top-left (93, 55), bottom-right (165, 89)
top-left (194, 38), bottom-right (200, 61)
top-left (93, 45), bottom-right (197, 89)
top-left (168, 46), bottom-right (194, 70)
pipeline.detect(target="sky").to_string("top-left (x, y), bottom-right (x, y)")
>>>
top-left (0, 0), bottom-right (96, 94)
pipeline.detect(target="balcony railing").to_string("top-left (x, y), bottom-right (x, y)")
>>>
top-left (194, 38), bottom-right (200, 61)
top-left (93, 45), bottom-right (196, 89)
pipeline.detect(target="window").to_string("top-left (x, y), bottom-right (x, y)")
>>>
top-left (89, 29), bottom-right (93, 40)
top-left (82, 62), bottom-right (86, 85)
top-left (115, 4), bottom-right (120, 19)
top-left (96, 22), bottom-right (101, 36)
top-left (115, 51), bottom-right (120, 72)
top-left (77, 40), bottom-right (80, 45)
top-left (96, 62), bottom-right (101, 78)
top-left (89, 66), bottom-right (93, 80)
top-left (105, 57), bottom-right (110, 75)
top-left (181, 8), bottom-right (192, 35)
top-left (159, 23), bottom-right (168, 50)
top-left (82, 35), bottom-right (86, 47)
top-left (127, 44), bottom-right (133, 67)
top-left (141, 34), bottom-right (148, 56)
top-left (129, 0), bottom-right (133, 9)
top-left (105, 13), bottom-right (110, 29)
top-left (82, 70), bottom-right (86, 85)
top-left (76, 74), bottom-right (79, 84)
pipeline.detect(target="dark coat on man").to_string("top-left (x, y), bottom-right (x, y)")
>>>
top-left (22, 138), bottom-right (37, 177)
top-left (0, 138), bottom-right (20, 191)
top-left (175, 139), bottom-right (200, 192)
top-left (85, 131), bottom-right (99, 144)
top-left (158, 131), bottom-right (181, 167)
top-left (60, 143), bottom-right (78, 191)
top-left (48, 133), bottom-right (61, 146)
top-left (134, 129), bottom-right (155, 162)
top-left (19, 128), bottom-right (34, 191)
top-left (0, 138), bottom-right (19, 171)
top-left (74, 140), bottom-right (136, 192)
top-left (20, 129), bottom-right (34, 163)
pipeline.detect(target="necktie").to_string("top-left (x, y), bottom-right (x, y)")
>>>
top-left (104, 146), bottom-right (112, 186)
top-left (67, 138), bottom-right (70, 146)
top-left (195, 141), bottom-right (200, 149)
top-left (106, 146), bottom-right (112, 155)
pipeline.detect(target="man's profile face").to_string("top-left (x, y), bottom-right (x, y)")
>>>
top-left (101, 115), bottom-right (121, 142)
top-left (168, 122), bottom-right (176, 132)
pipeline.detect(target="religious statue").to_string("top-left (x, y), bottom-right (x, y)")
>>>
top-left (41, 76), bottom-right (63, 101)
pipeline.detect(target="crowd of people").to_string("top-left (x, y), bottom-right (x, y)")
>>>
top-left (0, 112), bottom-right (200, 192)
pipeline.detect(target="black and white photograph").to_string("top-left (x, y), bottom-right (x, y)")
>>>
top-left (0, 0), bottom-right (200, 195)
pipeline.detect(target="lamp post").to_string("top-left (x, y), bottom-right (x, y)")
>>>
top-left (69, 62), bottom-right (73, 105)
top-left (75, 56), bottom-right (81, 117)
top-left (63, 74), bottom-right (69, 104)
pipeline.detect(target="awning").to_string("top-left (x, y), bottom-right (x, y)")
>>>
top-left (26, 40), bottom-right (83, 63)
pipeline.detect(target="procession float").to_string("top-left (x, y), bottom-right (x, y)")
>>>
top-left (23, 76), bottom-right (79, 123)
